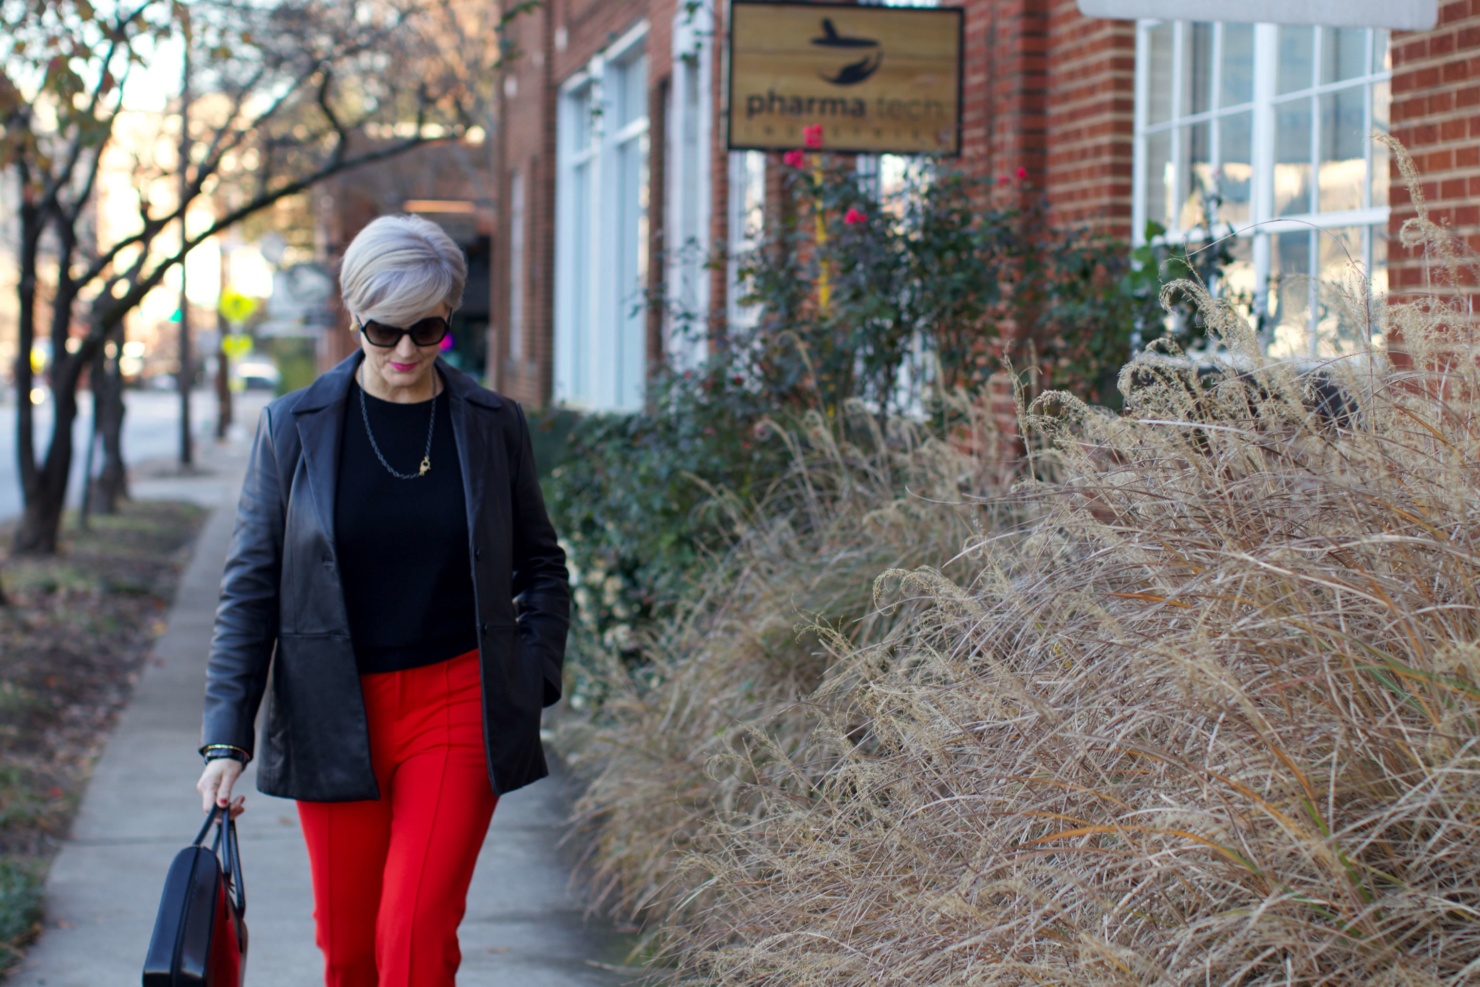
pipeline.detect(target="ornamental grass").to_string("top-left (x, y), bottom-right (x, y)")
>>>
top-left (561, 151), bottom-right (1480, 985)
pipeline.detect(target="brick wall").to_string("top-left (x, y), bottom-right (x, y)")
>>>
top-left (1389, 0), bottom-right (1480, 304)
top-left (1044, 0), bottom-right (1135, 234)
top-left (949, 0), bottom-right (1133, 229)
top-left (491, 1), bottom-right (555, 406)
top-left (980, 0), bottom-right (1049, 190)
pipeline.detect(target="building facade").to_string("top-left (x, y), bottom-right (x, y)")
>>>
top-left (491, 0), bottom-right (1480, 412)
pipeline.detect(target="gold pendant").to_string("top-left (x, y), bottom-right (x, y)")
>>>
top-left (419, 457), bottom-right (431, 476)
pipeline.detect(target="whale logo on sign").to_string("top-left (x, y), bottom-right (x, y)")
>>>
top-left (813, 18), bottom-right (883, 86)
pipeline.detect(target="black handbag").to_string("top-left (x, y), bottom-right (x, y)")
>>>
top-left (142, 804), bottom-right (248, 986)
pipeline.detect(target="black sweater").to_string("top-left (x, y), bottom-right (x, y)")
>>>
top-left (335, 378), bottom-right (479, 674)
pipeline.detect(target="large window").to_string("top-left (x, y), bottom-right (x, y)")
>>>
top-left (1135, 22), bottom-right (1391, 359)
top-left (727, 150), bottom-right (767, 333)
top-left (554, 25), bottom-right (650, 411)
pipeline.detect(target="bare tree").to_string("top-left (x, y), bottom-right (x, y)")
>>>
top-left (1, 0), bottom-right (512, 555)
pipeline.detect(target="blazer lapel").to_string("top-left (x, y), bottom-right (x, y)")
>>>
top-left (442, 360), bottom-right (506, 551)
top-left (296, 403), bottom-right (343, 552)
top-left (449, 390), bottom-right (490, 543)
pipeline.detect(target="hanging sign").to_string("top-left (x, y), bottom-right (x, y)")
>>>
top-left (728, 1), bottom-right (964, 156)
top-left (1077, 0), bottom-right (1436, 30)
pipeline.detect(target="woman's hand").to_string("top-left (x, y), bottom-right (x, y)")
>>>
top-left (197, 758), bottom-right (247, 818)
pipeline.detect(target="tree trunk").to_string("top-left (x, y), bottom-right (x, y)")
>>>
top-left (13, 388), bottom-right (80, 555)
top-left (94, 324), bottom-right (129, 513)
top-left (13, 466), bottom-right (70, 555)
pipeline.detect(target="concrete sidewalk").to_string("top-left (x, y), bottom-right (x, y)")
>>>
top-left (11, 421), bottom-right (633, 986)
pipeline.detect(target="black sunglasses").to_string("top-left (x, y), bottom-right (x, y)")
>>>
top-left (355, 315), bottom-right (451, 348)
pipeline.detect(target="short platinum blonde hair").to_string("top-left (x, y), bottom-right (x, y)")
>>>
top-left (339, 214), bottom-right (467, 327)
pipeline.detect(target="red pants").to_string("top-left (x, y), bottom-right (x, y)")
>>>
top-left (297, 650), bottom-right (498, 987)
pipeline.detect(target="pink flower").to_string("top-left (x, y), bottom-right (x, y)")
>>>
top-left (1016, 166), bottom-right (1028, 180)
top-left (783, 148), bottom-right (806, 168)
top-left (804, 124), bottom-right (824, 150)
top-left (843, 207), bottom-right (866, 225)
top-left (997, 175), bottom-right (1010, 186)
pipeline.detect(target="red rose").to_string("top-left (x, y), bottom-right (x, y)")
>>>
top-left (843, 207), bottom-right (866, 225)
top-left (783, 149), bottom-right (806, 168)
top-left (803, 124), bottom-right (824, 150)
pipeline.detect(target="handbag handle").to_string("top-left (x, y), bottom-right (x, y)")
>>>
top-left (192, 805), bottom-right (248, 918)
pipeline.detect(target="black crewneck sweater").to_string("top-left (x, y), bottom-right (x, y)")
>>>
top-left (335, 377), bottom-right (479, 674)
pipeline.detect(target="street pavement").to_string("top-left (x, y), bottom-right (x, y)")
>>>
top-left (8, 408), bottom-right (635, 986)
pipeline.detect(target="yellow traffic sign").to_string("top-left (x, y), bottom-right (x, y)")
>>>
top-left (221, 333), bottom-right (252, 359)
top-left (218, 291), bottom-right (259, 324)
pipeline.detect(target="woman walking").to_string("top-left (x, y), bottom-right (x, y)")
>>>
top-left (194, 214), bottom-right (570, 986)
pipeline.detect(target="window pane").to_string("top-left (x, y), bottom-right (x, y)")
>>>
top-left (1275, 99), bottom-right (1314, 216)
top-left (618, 53), bottom-right (649, 128)
top-left (1368, 225), bottom-right (1388, 346)
top-left (570, 160), bottom-right (592, 393)
top-left (1373, 29), bottom-right (1391, 74)
top-left (1278, 25), bottom-right (1314, 95)
top-left (1372, 79), bottom-right (1391, 208)
top-left (1218, 111), bottom-right (1253, 227)
top-left (573, 88), bottom-right (594, 151)
top-left (616, 130), bottom-right (650, 407)
top-left (1318, 88), bottom-right (1367, 213)
top-left (1221, 24), bottom-right (1255, 107)
top-left (1147, 22), bottom-right (1174, 125)
top-left (1187, 23), bottom-right (1214, 116)
top-left (1316, 226), bottom-right (1365, 355)
top-left (1216, 235), bottom-right (1256, 321)
top-left (1371, 224), bottom-right (1389, 298)
top-left (1267, 230), bottom-right (1313, 358)
top-left (1180, 122), bottom-right (1212, 229)
top-left (1145, 130), bottom-right (1173, 231)
top-left (1321, 28), bottom-right (1368, 84)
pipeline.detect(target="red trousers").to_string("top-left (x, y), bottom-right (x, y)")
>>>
top-left (297, 650), bottom-right (498, 987)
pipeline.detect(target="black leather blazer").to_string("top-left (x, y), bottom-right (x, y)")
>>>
top-left (201, 352), bottom-right (570, 801)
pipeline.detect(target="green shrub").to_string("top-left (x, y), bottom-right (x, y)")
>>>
top-left (0, 857), bottom-right (42, 971)
top-left (546, 363), bottom-right (793, 696)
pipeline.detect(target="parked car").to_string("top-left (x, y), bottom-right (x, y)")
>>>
top-left (234, 359), bottom-right (282, 391)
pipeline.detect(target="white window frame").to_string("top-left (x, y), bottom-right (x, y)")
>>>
top-left (554, 21), bottom-right (651, 410)
top-left (1132, 21), bottom-right (1391, 361)
top-left (666, 4), bottom-right (713, 367)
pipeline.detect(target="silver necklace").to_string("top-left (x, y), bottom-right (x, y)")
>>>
top-left (357, 366), bottom-right (437, 479)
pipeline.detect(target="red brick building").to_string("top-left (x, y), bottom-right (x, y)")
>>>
top-left (491, 0), bottom-right (1477, 411)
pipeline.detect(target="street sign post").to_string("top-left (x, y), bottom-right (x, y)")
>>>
top-left (1076, 0), bottom-right (1436, 30)
top-left (728, 1), bottom-right (964, 156)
